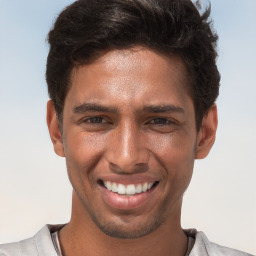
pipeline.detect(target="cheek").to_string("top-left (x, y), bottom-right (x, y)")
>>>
top-left (149, 131), bottom-right (196, 162)
top-left (63, 131), bottom-right (107, 185)
top-left (148, 132), bottom-right (196, 183)
top-left (64, 131), bottom-right (106, 161)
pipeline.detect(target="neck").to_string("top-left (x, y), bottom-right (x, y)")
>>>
top-left (59, 193), bottom-right (187, 256)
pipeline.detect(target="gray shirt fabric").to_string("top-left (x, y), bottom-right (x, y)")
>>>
top-left (0, 225), bottom-right (253, 256)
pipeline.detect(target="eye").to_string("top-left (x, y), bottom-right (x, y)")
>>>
top-left (80, 116), bottom-right (112, 132)
top-left (146, 117), bottom-right (178, 133)
top-left (83, 116), bottom-right (106, 124)
top-left (148, 118), bottom-right (174, 125)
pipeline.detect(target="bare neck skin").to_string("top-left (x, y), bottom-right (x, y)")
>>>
top-left (59, 193), bottom-right (188, 256)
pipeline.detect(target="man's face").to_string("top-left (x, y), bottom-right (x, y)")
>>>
top-left (58, 47), bottom-right (199, 238)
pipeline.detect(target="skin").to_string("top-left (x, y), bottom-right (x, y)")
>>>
top-left (47, 47), bottom-right (218, 256)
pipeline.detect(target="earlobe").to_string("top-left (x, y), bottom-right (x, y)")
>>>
top-left (195, 104), bottom-right (218, 159)
top-left (46, 100), bottom-right (65, 157)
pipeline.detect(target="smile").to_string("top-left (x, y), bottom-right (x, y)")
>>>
top-left (100, 179), bottom-right (159, 210)
top-left (103, 181), bottom-right (155, 195)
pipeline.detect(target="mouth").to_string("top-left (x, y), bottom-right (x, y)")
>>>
top-left (98, 179), bottom-right (159, 210)
top-left (100, 180), bottom-right (158, 195)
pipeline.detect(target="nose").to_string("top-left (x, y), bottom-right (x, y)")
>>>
top-left (105, 121), bottom-right (149, 174)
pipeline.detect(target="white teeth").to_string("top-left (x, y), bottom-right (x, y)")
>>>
top-left (103, 181), bottom-right (155, 195)
top-left (126, 184), bottom-right (136, 195)
top-left (135, 184), bottom-right (143, 193)
top-left (117, 184), bottom-right (126, 195)
top-left (142, 183), bottom-right (148, 192)
top-left (105, 181), bottom-right (112, 190)
top-left (147, 182), bottom-right (154, 190)
top-left (112, 182), bottom-right (118, 193)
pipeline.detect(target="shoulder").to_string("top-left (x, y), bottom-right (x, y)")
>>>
top-left (0, 242), bottom-right (19, 256)
top-left (186, 229), bottom-right (254, 256)
top-left (0, 225), bottom-right (62, 256)
top-left (0, 234), bottom-right (38, 256)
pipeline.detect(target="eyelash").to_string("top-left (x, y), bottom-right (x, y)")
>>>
top-left (83, 117), bottom-right (107, 124)
top-left (147, 117), bottom-right (176, 126)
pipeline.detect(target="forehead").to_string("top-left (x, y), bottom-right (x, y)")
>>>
top-left (66, 47), bottom-right (192, 111)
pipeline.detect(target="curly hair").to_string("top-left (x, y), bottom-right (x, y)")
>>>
top-left (46, 0), bottom-right (220, 130)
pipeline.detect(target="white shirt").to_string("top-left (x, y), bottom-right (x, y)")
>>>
top-left (0, 225), bottom-right (253, 256)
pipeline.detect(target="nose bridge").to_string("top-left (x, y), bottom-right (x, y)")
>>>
top-left (107, 119), bottom-right (149, 172)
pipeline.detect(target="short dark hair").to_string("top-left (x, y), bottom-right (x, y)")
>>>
top-left (46, 0), bottom-right (220, 130)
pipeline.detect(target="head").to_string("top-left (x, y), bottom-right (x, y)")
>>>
top-left (46, 0), bottom-right (219, 240)
top-left (46, 0), bottom-right (220, 130)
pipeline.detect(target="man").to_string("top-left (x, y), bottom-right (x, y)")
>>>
top-left (0, 0), bottom-right (252, 255)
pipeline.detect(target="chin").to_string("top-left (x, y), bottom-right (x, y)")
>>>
top-left (95, 217), bottom-right (165, 239)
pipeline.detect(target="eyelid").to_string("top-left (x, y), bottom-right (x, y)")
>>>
top-left (147, 117), bottom-right (177, 125)
top-left (81, 116), bottom-right (112, 125)
top-left (84, 116), bottom-right (105, 122)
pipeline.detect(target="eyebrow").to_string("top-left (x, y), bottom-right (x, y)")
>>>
top-left (143, 105), bottom-right (185, 114)
top-left (72, 103), bottom-right (185, 115)
top-left (73, 103), bottom-right (119, 114)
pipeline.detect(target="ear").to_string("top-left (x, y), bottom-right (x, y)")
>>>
top-left (47, 100), bottom-right (65, 157)
top-left (195, 104), bottom-right (218, 159)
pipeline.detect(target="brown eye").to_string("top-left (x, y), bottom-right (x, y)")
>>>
top-left (149, 118), bottom-right (172, 125)
top-left (84, 117), bottom-right (106, 123)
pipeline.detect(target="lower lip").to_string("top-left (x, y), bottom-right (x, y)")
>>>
top-left (101, 186), bottom-right (155, 210)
